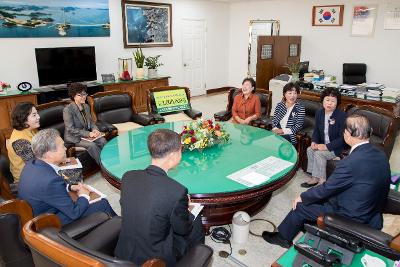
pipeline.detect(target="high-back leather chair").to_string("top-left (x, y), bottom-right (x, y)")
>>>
top-left (346, 105), bottom-right (398, 157)
top-left (37, 100), bottom-right (71, 138)
top-left (88, 90), bottom-right (156, 135)
top-left (0, 154), bottom-right (16, 200)
top-left (214, 88), bottom-right (272, 129)
top-left (147, 86), bottom-right (202, 123)
top-left (317, 189), bottom-right (400, 260)
top-left (0, 199), bottom-right (35, 267)
top-left (297, 94), bottom-right (322, 138)
top-left (214, 87), bottom-right (242, 122)
top-left (296, 94), bottom-right (323, 170)
top-left (249, 89), bottom-right (273, 129)
top-left (343, 63), bottom-right (367, 85)
top-left (24, 213), bottom-right (213, 267)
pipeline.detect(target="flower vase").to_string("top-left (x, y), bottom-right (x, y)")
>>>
top-left (136, 68), bottom-right (145, 79)
top-left (291, 72), bottom-right (299, 82)
top-left (148, 69), bottom-right (157, 78)
top-left (118, 58), bottom-right (133, 81)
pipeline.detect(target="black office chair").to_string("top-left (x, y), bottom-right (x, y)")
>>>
top-left (0, 199), bottom-right (35, 267)
top-left (342, 63), bottom-right (367, 85)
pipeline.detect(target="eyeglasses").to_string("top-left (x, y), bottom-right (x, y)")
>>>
top-left (76, 92), bottom-right (88, 97)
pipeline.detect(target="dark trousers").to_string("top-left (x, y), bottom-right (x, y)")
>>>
top-left (174, 215), bottom-right (205, 264)
top-left (278, 202), bottom-right (334, 241)
top-left (76, 137), bottom-right (106, 165)
top-left (82, 198), bottom-right (117, 218)
top-left (189, 215), bottom-right (205, 246)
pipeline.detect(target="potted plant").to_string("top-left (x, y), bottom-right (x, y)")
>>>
top-left (284, 62), bottom-right (301, 82)
top-left (145, 55), bottom-right (163, 78)
top-left (133, 47), bottom-right (145, 79)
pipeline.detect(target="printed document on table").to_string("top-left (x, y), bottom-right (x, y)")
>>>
top-left (227, 156), bottom-right (294, 187)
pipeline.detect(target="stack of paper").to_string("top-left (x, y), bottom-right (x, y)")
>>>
top-left (340, 84), bottom-right (358, 91)
top-left (382, 88), bottom-right (400, 103)
top-left (366, 90), bottom-right (382, 100)
top-left (58, 158), bottom-right (82, 170)
top-left (189, 203), bottom-right (204, 220)
top-left (366, 83), bottom-right (385, 90)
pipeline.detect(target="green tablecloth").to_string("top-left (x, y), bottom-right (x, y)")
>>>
top-left (100, 122), bottom-right (297, 194)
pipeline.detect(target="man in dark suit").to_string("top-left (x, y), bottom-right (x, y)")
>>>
top-left (115, 129), bottom-right (205, 267)
top-left (18, 129), bottom-right (116, 225)
top-left (263, 114), bottom-right (391, 248)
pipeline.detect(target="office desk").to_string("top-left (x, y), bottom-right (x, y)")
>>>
top-left (100, 122), bottom-right (298, 231)
top-left (300, 89), bottom-right (400, 118)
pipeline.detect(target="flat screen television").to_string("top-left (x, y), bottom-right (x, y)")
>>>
top-left (35, 46), bottom-right (97, 86)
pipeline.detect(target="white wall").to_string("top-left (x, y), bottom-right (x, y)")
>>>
top-left (0, 0), bottom-right (230, 90)
top-left (228, 0), bottom-right (400, 88)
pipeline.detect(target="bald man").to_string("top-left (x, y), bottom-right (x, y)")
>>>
top-left (263, 114), bottom-right (391, 248)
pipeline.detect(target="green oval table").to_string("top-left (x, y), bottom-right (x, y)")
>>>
top-left (100, 122), bottom-right (298, 231)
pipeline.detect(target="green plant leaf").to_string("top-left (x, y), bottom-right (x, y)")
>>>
top-left (133, 46), bottom-right (145, 68)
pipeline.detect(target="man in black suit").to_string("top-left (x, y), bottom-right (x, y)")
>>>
top-left (115, 129), bottom-right (205, 266)
top-left (263, 114), bottom-right (391, 248)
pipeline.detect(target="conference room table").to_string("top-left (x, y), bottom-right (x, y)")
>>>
top-left (100, 122), bottom-right (298, 231)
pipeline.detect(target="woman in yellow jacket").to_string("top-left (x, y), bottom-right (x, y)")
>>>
top-left (7, 102), bottom-right (40, 182)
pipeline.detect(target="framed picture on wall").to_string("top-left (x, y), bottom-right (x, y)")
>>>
top-left (312, 5), bottom-right (344, 26)
top-left (384, 2), bottom-right (400, 30)
top-left (121, 1), bottom-right (172, 48)
top-left (351, 5), bottom-right (378, 37)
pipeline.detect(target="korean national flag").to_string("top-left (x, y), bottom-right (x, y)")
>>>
top-left (315, 7), bottom-right (340, 25)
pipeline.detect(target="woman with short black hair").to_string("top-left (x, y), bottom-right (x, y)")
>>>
top-left (301, 87), bottom-right (346, 187)
top-left (7, 102), bottom-right (40, 181)
top-left (63, 83), bottom-right (106, 165)
top-left (271, 82), bottom-right (305, 145)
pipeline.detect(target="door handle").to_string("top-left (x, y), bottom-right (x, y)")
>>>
top-left (183, 63), bottom-right (188, 67)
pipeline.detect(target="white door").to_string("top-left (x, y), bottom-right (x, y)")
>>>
top-left (182, 19), bottom-right (206, 96)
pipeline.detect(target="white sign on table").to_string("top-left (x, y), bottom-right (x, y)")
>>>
top-left (227, 156), bottom-right (294, 187)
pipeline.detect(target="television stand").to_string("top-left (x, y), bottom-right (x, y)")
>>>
top-left (85, 81), bottom-right (100, 87)
top-left (36, 83), bottom-right (103, 104)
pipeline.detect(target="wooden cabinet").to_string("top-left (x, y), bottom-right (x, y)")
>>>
top-left (0, 92), bottom-right (38, 130)
top-left (102, 77), bottom-right (169, 112)
top-left (256, 36), bottom-right (301, 90)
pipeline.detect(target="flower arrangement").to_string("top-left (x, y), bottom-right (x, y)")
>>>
top-left (180, 119), bottom-right (230, 151)
top-left (0, 81), bottom-right (11, 91)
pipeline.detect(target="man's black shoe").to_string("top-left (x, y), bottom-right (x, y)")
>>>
top-left (300, 182), bottom-right (318, 188)
top-left (262, 231), bottom-right (292, 248)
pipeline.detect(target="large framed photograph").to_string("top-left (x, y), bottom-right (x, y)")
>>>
top-left (122, 1), bottom-right (172, 48)
top-left (0, 0), bottom-right (110, 38)
top-left (312, 5), bottom-right (344, 26)
top-left (351, 5), bottom-right (378, 37)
